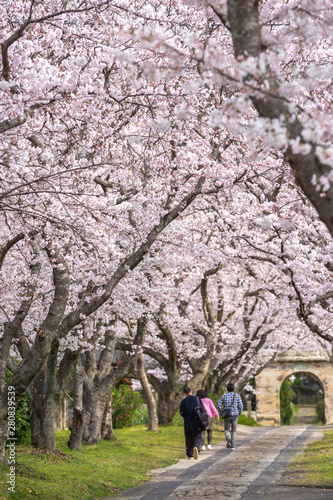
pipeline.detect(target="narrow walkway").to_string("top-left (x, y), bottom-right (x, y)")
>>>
top-left (295, 405), bottom-right (316, 425)
top-left (109, 425), bottom-right (331, 500)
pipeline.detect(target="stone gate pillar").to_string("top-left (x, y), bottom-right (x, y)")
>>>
top-left (256, 364), bottom-right (281, 426)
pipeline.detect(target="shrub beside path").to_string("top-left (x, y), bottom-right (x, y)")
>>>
top-left (110, 425), bottom-right (332, 500)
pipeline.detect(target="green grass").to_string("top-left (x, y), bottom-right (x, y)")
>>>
top-left (0, 424), bottom-right (225, 500)
top-left (282, 428), bottom-right (333, 486)
top-left (238, 414), bottom-right (261, 427)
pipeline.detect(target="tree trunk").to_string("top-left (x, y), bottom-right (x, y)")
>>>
top-left (68, 407), bottom-right (86, 450)
top-left (83, 393), bottom-right (106, 444)
top-left (81, 351), bottom-right (105, 445)
top-left (101, 395), bottom-right (116, 440)
top-left (68, 357), bottom-right (86, 450)
top-left (30, 342), bottom-right (78, 452)
top-left (157, 390), bottom-right (181, 425)
top-left (83, 316), bottom-right (148, 444)
top-left (33, 398), bottom-right (57, 451)
top-left (137, 354), bottom-right (158, 431)
top-left (30, 343), bottom-right (58, 451)
top-left (30, 369), bottom-right (45, 447)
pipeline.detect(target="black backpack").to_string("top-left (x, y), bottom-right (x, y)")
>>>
top-left (193, 397), bottom-right (209, 432)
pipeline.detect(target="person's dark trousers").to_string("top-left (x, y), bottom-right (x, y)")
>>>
top-left (184, 422), bottom-right (202, 457)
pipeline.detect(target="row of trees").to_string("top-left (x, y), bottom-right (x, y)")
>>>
top-left (0, 0), bottom-right (332, 461)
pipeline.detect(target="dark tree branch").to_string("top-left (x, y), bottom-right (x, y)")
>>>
top-left (0, 233), bottom-right (25, 271)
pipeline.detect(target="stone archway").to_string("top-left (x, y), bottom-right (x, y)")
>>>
top-left (255, 351), bottom-right (333, 426)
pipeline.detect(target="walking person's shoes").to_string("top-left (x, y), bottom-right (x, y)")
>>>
top-left (230, 447), bottom-right (235, 451)
top-left (193, 447), bottom-right (199, 460)
top-left (207, 444), bottom-right (212, 450)
top-left (201, 445), bottom-right (206, 451)
top-left (226, 438), bottom-right (231, 449)
top-left (187, 457), bottom-right (195, 460)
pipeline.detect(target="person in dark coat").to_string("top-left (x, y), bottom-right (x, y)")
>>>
top-left (179, 386), bottom-right (203, 459)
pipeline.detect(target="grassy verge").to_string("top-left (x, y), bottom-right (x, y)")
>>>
top-left (281, 428), bottom-right (333, 487)
top-left (238, 415), bottom-right (261, 427)
top-left (0, 424), bottom-right (225, 500)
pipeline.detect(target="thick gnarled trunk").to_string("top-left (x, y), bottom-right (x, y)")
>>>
top-left (83, 393), bottom-right (107, 444)
top-left (30, 369), bottom-right (45, 448)
top-left (33, 400), bottom-right (57, 451)
top-left (146, 369), bottom-right (182, 426)
top-left (157, 392), bottom-right (181, 425)
top-left (30, 342), bottom-right (79, 452)
top-left (83, 317), bottom-right (148, 445)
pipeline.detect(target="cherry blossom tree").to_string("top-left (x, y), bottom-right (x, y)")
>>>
top-left (0, 0), bottom-right (234, 457)
top-left (116, 179), bottom-right (305, 423)
top-left (1, 0), bottom-right (332, 462)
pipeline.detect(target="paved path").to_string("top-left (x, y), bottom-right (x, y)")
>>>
top-left (295, 405), bottom-right (316, 425)
top-left (110, 425), bottom-right (331, 500)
